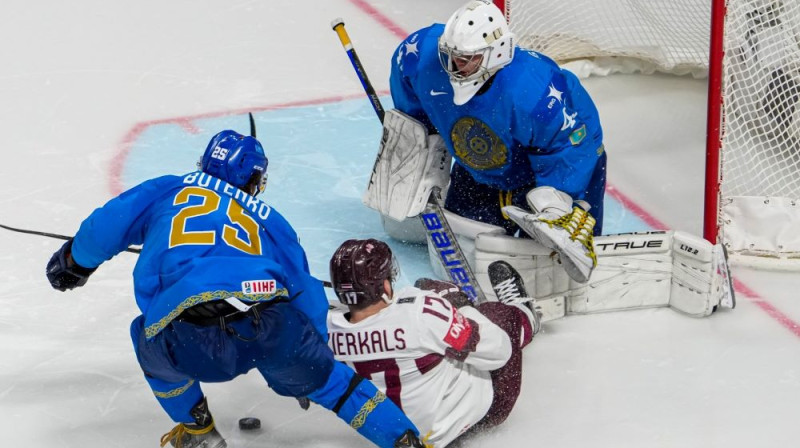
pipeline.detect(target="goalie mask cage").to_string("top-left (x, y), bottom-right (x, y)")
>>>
top-left (494, 0), bottom-right (800, 267)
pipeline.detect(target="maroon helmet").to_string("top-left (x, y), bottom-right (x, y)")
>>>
top-left (330, 239), bottom-right (396, 307)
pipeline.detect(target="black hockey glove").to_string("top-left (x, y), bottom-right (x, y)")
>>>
top-left (394, 430), bottom-right (429, 448)
top-left (46, 239), bottom-right (96, 291)
top-left (414, 278), bottom-right (472, 308)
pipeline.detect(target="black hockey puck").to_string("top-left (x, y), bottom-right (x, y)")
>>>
top-left (238, 417), bottom-right (261, 430)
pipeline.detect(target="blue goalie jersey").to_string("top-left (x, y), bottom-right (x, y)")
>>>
top-left (390, 24), bottom-right (606, 218)
top-left (70, 172), bottom-right (328, 339)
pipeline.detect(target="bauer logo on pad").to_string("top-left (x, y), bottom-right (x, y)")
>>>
top-left (242, 279), bottom-right (276, 295)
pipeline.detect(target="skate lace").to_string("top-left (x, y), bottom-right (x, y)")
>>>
top-left (160, 422), bottom-right (215, 448)
top-left (422, 431), bottom-right (434, 448)
top-left (540, 206), bottom-right (597, 266)
top-left (494, 277), bottom-right (522, 303)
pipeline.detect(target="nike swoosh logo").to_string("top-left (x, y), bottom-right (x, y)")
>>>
top-left (430, 89), bottom-right (448, 96)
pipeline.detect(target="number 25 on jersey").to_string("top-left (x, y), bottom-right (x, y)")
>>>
top-left (168, 186), bottom-right (262, 255)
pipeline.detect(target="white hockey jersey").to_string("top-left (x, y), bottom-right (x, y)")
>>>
top-left (327, 286), bottom-right (512, 447)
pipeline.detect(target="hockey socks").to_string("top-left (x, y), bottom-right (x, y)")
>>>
top-left (308, 361), bottom-right (421, 448)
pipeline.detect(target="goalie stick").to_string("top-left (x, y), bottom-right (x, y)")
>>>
top-left (331, 18), bottom-right (385, 122)
top-left (331, 19), bottom-right (486, 304)
top-left (420, 187), bottom-right (485, 303)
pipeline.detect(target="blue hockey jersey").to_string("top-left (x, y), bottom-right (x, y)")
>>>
top-left (70, 172), bottom-right (328, 339)
top-left (390, 24), bottom-right (606, 215)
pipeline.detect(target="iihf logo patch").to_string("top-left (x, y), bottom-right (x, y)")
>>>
top-left (242, 279), bottom-right (276, 295)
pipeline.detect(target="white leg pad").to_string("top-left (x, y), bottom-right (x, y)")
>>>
top-left (568, 232), bottom-right (673, 314)
top-left (670, 231), bottom-right (720, 317)
top-left (567, 230), bottom-right (729, 318)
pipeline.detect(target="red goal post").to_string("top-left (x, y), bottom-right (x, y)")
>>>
top-left (494, 0), bottom-right (800, 267)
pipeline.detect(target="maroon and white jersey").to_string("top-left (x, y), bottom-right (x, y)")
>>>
top-left (327, 286), bottom-right (512, 447)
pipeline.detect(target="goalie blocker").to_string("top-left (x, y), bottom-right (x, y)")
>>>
top-left (363, 109), bottom-right (451, 223)
top-left (363, 108), bottom-right (451, 244)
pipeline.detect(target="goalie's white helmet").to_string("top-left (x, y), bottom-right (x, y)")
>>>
top-left (438, 0), bottom-right (514, 105)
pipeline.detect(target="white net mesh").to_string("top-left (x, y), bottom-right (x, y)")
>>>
top-left (506, 0), bottom-right (800, 260)
top-left (721, 1), bottom-right (800, 200)
top-left (505, 0), bottom-right (711, 76)
top-left (720, 0), bottom-right (800, 260)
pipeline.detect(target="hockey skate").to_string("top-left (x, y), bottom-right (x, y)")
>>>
top-left (394, 429), bottom-right (432, 448)
top-left (488, 260), bottom-right (541, 337)
top-left (503, 204), bottom-right (597, 283)
top-left (160, 398), bottom-right (227, 448)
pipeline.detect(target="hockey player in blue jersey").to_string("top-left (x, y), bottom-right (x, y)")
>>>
top-left (364, 0), bottom-right (605, 292)
top-left (45, 129), bottom-right (428, 448)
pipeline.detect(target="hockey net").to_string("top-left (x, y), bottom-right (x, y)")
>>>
top-left (497, 0), bottom-right (800, 267)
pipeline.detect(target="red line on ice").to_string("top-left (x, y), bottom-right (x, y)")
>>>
top-left (606, 186), bottom-right (800, 336)
top-left (347, 0), bottom-right (408, 40)
top-left (109, 92), bottom-right (386, 196)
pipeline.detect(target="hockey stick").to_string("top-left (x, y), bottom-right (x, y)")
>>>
top-left (248, 112), bottom-right (257, 138)
top-left (330, 20), bottom-right (486, 304)
top-left (0, 222), bottom-right (336, 289)
top-left (0, 223), bottom-right (143, 254)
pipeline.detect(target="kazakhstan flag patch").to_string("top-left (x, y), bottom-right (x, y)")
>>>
top-left (569, 124), bottom-right (587, 145)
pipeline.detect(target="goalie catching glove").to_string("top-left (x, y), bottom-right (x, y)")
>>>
top-left (363, 109), bottom-right (451, 221)
top-left (503, 186), bottom-right (597, 284)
